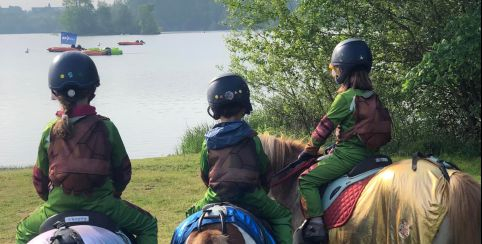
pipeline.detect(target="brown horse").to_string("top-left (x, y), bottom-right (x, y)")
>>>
top-left (184, 214), bottom-right (260, 244)
top-left (184, 134), bottom-right (304, 244)
top-left (186, 134), bottom-right (481, 243)
top-left (186, 224), bottom-right (244, 244)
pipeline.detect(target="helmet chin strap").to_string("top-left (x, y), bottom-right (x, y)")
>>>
top-left (207, 106), bottom-right (216, 119)
top-left (335, 72), bottom-right (348, 84)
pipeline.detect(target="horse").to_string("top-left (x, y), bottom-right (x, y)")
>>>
top-left (260, 134), bottom-right (481, 244)
top-left (172, 203), bottom-right (275, 244)
top-left (28, 210), bottom-right (132, 244)
top-left (175, 135), bottom-right (311, 244)
top-left (178, 134), bottom-right (481, 243)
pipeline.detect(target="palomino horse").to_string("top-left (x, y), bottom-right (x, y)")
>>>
top-left (183, 134), bottom-right (481, 243)
top-left (260, 134), bottom-right (481, 244)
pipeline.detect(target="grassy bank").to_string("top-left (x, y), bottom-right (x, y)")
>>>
top-left (0, 154), bottom-right (480, 243)
top-left (0, 154), bottom-right (204, 244)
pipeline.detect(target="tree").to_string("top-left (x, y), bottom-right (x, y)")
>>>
top-left (96, 1), bottom-right (114, 35)
top-left (403, 8), bottom-right (481, 150)
top-left (137, 4), bottom-right (160, 34)
top-left (218, 0), bottom-right (481, 154)
top-left (61, 0), bottom-right (98, 34)
top-left (111, 1), bottom-right (138, 34)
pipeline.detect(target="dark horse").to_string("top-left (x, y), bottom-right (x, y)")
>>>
top-left (185, 134), bottom-right (481, 243)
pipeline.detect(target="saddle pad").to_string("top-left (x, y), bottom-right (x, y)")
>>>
top-left (324, 176), bottom-right (373, 229)
top-left (171, 204), bottom-right (276, 244)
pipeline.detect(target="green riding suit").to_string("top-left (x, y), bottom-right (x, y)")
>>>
top-left (16, 105), bottom-right (158, 244)
top-left (186, 121), bottom-right (293, 244)
top-left (299, 88), bottom-right (376, 218)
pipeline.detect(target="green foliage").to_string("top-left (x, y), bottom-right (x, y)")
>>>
top-left (0, 6), bottom-right (62, 34)
top-left (177, 124), bottom-right (211, 154)
top-left (137, 4), bottom-right (161, 34)
top-left (95, 2), bottom-right (113, 34)
top-left (127, 0), bottom-right (227, 31)
top-left (110, 1), bottom-right (138, 34)
top-left (61, 0), bottom-right (98, 34)
top-left (402, 8), bottom-right (481, 146)
top-left (1, 0), bottom-right (226, 34)
top-left (218, 0), bottom-right (481, 155)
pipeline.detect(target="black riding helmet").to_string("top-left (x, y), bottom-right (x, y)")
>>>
top-left (330, 38), bottom-right (372, 84)
top-left (48, 51), bottom-right (100, 101)
top-left (207, 73), bottom-right (253, 119)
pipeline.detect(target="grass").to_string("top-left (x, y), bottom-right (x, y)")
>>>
top-left (0, 154), bottom-right (480, 243)
top-left (0, 154), bottom-right (205, 244)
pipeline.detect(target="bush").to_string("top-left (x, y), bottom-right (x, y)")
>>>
top-left (177, 124), bottom-right (211, 154)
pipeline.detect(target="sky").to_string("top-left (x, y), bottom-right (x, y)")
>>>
top-left (0, 0), bottom-right (114, 10)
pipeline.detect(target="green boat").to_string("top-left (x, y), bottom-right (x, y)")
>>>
top-left (87, 47), bottom-right (123, 55)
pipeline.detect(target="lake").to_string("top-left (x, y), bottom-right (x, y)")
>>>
top-left (0, 32), bottom-right (230, 167)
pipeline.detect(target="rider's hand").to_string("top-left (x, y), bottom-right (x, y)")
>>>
top-left (298, 151), bottom-right (317, 161)
top-left (324, 144), bottom-right (336, 155)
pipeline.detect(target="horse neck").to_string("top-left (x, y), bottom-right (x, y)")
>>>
top-left (188, 230), bottom-right (229, 244)
top-left (259, 134), bottom-right (304, 172)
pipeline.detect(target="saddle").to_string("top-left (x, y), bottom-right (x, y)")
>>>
top-left (35, 210), bottom-right (132, 244)
top-left (319, 155), bottom-right (392, 229)
top-left (318, 152), bottom-right (459, 230)
top-left (171, 203), bottom-right (276, 244)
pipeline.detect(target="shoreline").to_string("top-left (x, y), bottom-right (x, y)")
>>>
top-left (0, 30), bottom-right (231, 37)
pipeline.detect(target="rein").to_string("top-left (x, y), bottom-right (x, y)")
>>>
top-left (269, 145), bottom-right (335, 188)
top-left (270, 158), bottom-right (318, 188)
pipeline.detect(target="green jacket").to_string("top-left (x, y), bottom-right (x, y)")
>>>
top-left (309, 88), bottom-right (375, 156)
top-left (32, 116), bottom-right (132, 203)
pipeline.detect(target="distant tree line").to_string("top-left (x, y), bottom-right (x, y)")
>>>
top-left (0, 0), bottom-right (227, 35)
top-left (0, 6), bottom-right (62, 34)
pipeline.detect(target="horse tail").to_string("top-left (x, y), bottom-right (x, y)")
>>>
top-left (189, 229), bottom-right (229, 244)
top-left (447, 171), bottom-right (481, 243)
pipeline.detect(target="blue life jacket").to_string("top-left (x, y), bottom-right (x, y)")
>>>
top-left (171, 204), bottom-right (275, 244)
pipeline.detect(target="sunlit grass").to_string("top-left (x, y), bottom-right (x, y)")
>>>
top-left (0, 154), bottom-right (205, 244)
top-left (0, 154), bottom-right (479, 243)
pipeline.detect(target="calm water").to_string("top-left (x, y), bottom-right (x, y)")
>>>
top-left (0, 32), bottom-right (230, 167)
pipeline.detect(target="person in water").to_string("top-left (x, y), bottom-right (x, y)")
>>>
top-left (297, 38), bottom-right (392, 242)
top-left (16, 51), bottom-right (158, 244)
top-left (186, 73), bottom-right (293, 244)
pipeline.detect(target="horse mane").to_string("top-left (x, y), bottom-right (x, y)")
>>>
top-left (258, 133), bottom-right (305, 172)
top-left (187, 229), bottom-right (228, 244)
top-left (447, 172), bottom-right (481, 243)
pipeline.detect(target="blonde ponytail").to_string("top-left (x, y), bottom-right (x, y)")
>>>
top-left (52, 96), bottom-right (74, 138)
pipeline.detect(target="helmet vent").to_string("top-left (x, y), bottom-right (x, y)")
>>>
top-left (224, 91), bottom-right (234, 100)
top-left (67, 89), bottom-right (76, 98)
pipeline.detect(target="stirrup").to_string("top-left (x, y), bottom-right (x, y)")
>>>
top-left (303, 220), bottom-right (328, 243)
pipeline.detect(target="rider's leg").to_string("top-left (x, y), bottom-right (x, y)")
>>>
top-left (185, 188), bottom-right (221, 216)
top-left (16, 204), bottom-right (55, 244)
top-left (94, 197), bottom-right (158, 244)
top-left (239, 189), bottom-right (293, 244)
top-left (298, 151), bottom-right (365, 240)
